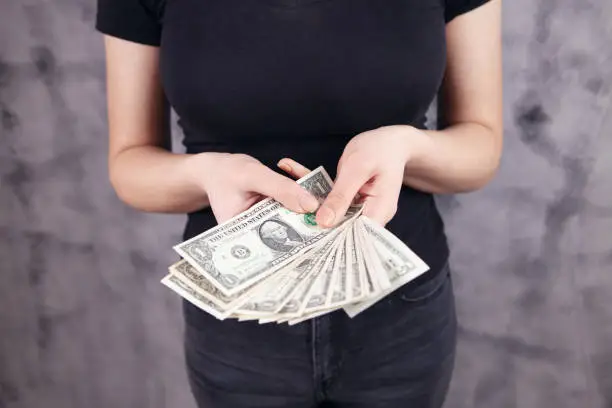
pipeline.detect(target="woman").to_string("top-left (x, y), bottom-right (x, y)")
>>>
top-left (96, 0), bottom-right (502, 406)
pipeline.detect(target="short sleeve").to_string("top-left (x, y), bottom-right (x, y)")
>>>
top-left (444, 0), bottom-right (491, 23)
top-left (95, 0), bottom-right (163, 46)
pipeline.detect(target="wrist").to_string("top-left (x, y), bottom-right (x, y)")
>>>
top-left (412, 128), bottom-right (435, 168)
top-left (383, 125), bottom-right (433, 168)
top-left (183, 152), bottom-right (221, 193)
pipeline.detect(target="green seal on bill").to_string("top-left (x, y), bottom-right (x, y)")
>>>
top-left (304, 212), bottom-right (317, 226)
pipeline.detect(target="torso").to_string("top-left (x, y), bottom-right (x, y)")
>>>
top-left (160, 0), bottom-right (450, 277)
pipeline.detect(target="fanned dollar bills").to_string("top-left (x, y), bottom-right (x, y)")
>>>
top-left (162, 166), bottom-right (430, 323)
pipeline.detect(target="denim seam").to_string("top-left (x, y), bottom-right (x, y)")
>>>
top-left (311, 318), bottom-right (324, 401)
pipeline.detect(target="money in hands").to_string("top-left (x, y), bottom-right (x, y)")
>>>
top-left (162, 166), bottom-right (430, 324)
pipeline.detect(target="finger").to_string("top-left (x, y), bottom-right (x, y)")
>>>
top-left (362, 196), bottom-right (397, 226)
top-left (317, 157), bottom-right (372, 227)
top-left (210, 194), bottom-right (262, 223)
top-left (246, 164), bottom-right (319, 213)
top-left (361, 180), bottom-right (402, 226)
top-left (277, 158), bottom-right (311, 180)
top-left (354, 194), bottom-right (368, 204)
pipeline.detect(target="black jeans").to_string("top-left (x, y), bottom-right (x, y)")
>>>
top-left (183, 262), bottom-right (457, 408)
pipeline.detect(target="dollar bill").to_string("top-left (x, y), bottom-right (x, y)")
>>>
top-left (174, 167), bottom-right (342, 296)
top-left (354, 218), bottom-right (392, 292)
top-left (160, 273), bottom-right (228, 320)
top-left (287, 305), bottom-right (342, 325)
top-left (298, 228), bottom-right (348, 315)
top-left (324, 240), bottom-right (351, 308)
top-left (342, 216), bottom-right (430, 318)
top-left (351, 222), bottom-right (375, 298)
top-left (163, 166), bottom-right (431, 324)
top-left (230, 218), bottom-right (355, 318)
top-left (289, 235), bottom-right (343, 317)
top-left (168, 259), bottom-right (252, 312)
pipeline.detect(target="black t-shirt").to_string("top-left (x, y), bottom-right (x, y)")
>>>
top-left (96, 0), bottom-right (490, 280)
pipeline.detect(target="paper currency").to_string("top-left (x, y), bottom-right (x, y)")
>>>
top-left (162, 166), bottom-right (430, 323)
top-left (342, 217), bottom-right (430, 317)
top-left (173, 166), bottom-right (364, 296)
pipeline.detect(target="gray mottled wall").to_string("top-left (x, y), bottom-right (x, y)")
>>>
top-left (1, 1), bottom-right (611, 407)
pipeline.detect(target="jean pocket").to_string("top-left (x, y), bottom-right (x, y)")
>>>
top-left (398, 262), bottom-right (451, 304)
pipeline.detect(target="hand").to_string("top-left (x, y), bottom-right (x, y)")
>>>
top-left (279, 126), bottom-right (417, 226)
top-left (192, 153), bottom-right (320, 223)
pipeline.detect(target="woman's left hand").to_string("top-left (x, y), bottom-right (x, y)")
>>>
top-left (279, 125), bottom-right (420, 227)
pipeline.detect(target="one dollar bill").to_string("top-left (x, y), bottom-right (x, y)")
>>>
top-left (173, 166), bottom-right (359, 296)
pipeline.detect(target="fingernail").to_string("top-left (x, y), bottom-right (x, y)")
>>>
top-left (277, 161), bottom-right (291, 172)
top-left (318, 206), bottom-right (335, 227)
top-left (299, 193), bottom-right (320, 213)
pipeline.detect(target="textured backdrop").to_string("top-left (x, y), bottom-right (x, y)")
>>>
top-left (1, 1), bottom-right (611, 407)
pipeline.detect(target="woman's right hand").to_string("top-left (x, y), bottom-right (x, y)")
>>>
top-left (190, 153), bottom-right (320, 223)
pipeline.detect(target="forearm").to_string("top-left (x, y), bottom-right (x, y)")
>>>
top-left (109, 146), bottom-right (209, 213)
top-left (400, 123), bottom-right (503, 194)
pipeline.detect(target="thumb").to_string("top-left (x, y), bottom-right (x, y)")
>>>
top-left (317, 161), bottom-right (371, 228)
top-left (247, 165), bottom-right (320, 213)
